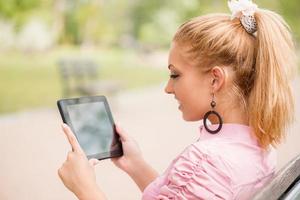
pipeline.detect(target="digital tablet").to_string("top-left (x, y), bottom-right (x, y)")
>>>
top-left (57, 96), bottom-right (123, 160)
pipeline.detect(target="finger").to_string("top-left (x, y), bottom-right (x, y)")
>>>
top-left (62, 123), bottom-right (84, 154)
top-left (67, 151), bottom-right (75, 160)
top-left (110, 157), bottom-right (118, 164)
top-left (115, 124), bottom-right (130, 142)
top-left (89, 158), bottom-right (100, 166)
top-left (58, 167), bottom-right (64, 180)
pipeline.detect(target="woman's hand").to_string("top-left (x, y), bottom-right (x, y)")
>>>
top-left (112, 125), bottom-right (158, 191)
top-left (111, 125), bottom-right (144, 174)
top-left (58, 124), bottom-right (106, 200)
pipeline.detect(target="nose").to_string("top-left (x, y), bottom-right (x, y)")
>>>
top-left (164, 80), bottom-right (173, 94)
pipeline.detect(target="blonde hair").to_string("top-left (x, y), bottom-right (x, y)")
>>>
top-left (173, 10), bottom-right (297, 148)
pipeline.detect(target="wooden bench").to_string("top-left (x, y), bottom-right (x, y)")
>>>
top-left (58, 58), bottom-right (121, 97)
top-left (253, 154), bottom-right (300, 200)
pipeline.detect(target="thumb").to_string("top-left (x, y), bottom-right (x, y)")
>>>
top-left (89, 158), bottom-right (100, 166)
top-left (115, 124), bottom-right (130, 142)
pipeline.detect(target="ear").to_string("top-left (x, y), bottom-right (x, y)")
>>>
top-left (210, 66), bottom-right (227, 92)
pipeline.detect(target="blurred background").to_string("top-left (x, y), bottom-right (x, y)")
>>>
top-left (0, 0), bottom-right (299, 199)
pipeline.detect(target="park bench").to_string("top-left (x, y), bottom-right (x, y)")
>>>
top-left (58, 58), bottom-right (120, 98)
top-left (253, 153), bottom-right (300, 200)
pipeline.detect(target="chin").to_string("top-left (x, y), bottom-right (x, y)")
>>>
top-left (182, 113), bottom-right (201, 122)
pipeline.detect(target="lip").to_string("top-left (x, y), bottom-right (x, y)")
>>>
top-left (178, 103), bottom-right (182, 110)
top-left (174, 97), bottom-right (182, 109)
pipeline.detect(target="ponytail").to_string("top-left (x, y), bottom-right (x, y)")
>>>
top-left (248, 9), bottom-right (297, 148)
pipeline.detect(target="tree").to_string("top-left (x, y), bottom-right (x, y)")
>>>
top-left (0, 0), bottom-right (41, 29)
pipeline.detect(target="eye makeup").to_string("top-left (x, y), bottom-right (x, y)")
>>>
top-left (170, 74), bottom-right (179, 79)
top-left (168, 64), bottom-right (180, 79)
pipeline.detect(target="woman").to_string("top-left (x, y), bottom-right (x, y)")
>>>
top-left (58, 0), bottom-right (297, 199)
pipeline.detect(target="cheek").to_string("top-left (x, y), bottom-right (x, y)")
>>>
top-left (190, 93), bottom-right (209, 114)
top-left (183, 86), bottom-right (211, 120)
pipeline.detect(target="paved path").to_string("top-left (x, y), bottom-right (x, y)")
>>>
top-left (0, 78), bottom-right (299, 200)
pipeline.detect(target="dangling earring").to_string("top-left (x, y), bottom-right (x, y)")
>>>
top-left (203, 92), bottom-right (223, 134)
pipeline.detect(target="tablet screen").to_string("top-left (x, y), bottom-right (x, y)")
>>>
top-left (57, 96), bottom-right (123, 160)
top-left (67, 102), bottom-right (114, 156)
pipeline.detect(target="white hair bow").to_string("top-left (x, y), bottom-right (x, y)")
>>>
top-left (228, 0), bottom-right (258, 19)
top-left (228, 0), bottom-right (258, 34)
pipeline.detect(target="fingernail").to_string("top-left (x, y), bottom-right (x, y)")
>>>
top-left (62, 123), bottom-right (67, 129)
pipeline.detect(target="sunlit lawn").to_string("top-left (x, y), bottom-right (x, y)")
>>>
top-left (0, 47), bottom-right (168, 114)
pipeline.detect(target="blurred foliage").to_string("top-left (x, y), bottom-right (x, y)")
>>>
top-left (278, 0), bottom-right (300, 43)
top-left (0, 0), bottom-right (41, 29)
top-left (0, 0), bottom-right (299, 47)
top-left (0, 0), bottom-right (40, 18)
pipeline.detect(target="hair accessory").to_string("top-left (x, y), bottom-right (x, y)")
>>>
top-left (228, 0), bottom-right (258, 34)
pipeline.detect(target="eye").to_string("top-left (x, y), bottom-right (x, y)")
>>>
top-left (170, 74), bottom-right (179, 79)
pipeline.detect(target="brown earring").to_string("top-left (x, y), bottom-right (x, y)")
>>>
top-left (203, 93), bottom-right (223, 134)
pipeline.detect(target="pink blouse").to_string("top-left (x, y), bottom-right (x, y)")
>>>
top-left (142, 123), bottom-right (276, 200)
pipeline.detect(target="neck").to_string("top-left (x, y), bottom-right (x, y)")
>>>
top-left (208, 106), bottom-right (249, 126)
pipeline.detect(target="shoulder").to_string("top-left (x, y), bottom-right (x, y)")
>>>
top-left (190, 138), bottom-right (276, 189)
top-left (156, 141), bottom-right (235, 199)
top-left (144, 136), bottom-right (276, 200)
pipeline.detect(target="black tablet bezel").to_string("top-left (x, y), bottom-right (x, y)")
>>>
top-left (57, 96), bottom-right (123, 160)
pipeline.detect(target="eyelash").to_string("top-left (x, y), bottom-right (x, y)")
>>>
top-left (170, 74), bottom-right (179, 79)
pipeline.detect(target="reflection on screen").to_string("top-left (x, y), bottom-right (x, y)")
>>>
top-left (67, 102), bottom-right (115, 156)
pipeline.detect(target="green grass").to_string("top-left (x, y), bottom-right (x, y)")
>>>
top-left (0, 47), bottom-right (168, 114)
